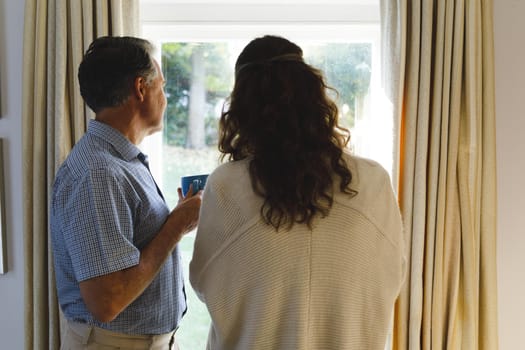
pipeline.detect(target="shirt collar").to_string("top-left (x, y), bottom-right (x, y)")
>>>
top-left (87, 119), bottom-right (142, 162)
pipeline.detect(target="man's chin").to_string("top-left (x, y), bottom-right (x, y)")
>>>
top-left (149, 123), bottom-right (163, 135)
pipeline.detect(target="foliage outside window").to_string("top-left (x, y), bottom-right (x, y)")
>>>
top-left (161, 42), bottom-right (371, 151)
top-left (162, 43), bottom-right (233, 148)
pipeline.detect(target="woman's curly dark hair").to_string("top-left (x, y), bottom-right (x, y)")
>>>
top-left (219, 35), bottom-right (355, 230)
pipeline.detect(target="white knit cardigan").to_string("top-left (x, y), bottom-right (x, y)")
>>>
top-left (190, 154), bottom-right (406, 350)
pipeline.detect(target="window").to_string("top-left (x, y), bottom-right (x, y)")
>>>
top-left (140, 1), bottom-right (393, 349)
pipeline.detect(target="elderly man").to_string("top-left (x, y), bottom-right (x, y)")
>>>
top-left (50, 36), bottom-right (201, 349)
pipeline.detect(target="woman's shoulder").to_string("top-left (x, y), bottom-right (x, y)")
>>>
top-left (337, 153), bottom-right (398, 217)
top-left (205, 158), bottom-right (253, 196)
top-left (338, 153), bottom-right (403, 249)
top-left (209, 158), bottom-right (250, 181)
top-left (342, 152), bottom-right (392, 191)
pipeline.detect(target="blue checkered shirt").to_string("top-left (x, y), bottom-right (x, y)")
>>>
top-left (50, 120), bottom-right (186, 335)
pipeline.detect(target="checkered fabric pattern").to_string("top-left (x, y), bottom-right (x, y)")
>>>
top-left (51, 120), bottom-right (186, 335)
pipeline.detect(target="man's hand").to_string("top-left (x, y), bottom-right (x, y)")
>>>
top-left (163, 184), bottom-right (203, 238)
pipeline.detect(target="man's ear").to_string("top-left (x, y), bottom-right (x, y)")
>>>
top-left (133, 76), bottom-right (146, 102)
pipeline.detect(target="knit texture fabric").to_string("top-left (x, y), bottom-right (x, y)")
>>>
top-left (190, 153), bottom-right (406, 350)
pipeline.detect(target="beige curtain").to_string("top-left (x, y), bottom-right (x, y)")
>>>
top-left (22, 1), bottom-right (139, 349)
top-left (380, 0), bottom-right (498, 349)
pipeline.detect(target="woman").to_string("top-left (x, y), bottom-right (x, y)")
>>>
top-left (190, 35), bottom-right (406, 350)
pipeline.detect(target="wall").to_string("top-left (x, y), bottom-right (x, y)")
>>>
top-left (0, 0), bottom-right (25, 349)
top-left (0, 0), bottom-right (523, 349)
top-left (494, 0), bottom-right (525, 349)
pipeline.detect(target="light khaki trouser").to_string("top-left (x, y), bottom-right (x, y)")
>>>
top-left (61, 321), bottom-right (180, 350)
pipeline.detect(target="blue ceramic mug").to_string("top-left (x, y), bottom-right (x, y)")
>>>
top-left (181, 174), bottom-right (208, 197)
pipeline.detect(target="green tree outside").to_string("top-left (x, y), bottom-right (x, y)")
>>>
top-left (161, 42), bottom-right (233, 148)
top-left (161, 42), bottom-right (371, 148)
top-left (305, 43), bottom-right (371, 129)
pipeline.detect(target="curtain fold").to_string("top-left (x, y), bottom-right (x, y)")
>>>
top-left (22, 1), bottom-right (139, 349)
top-left (380, 0), bottom-right (498, 349)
